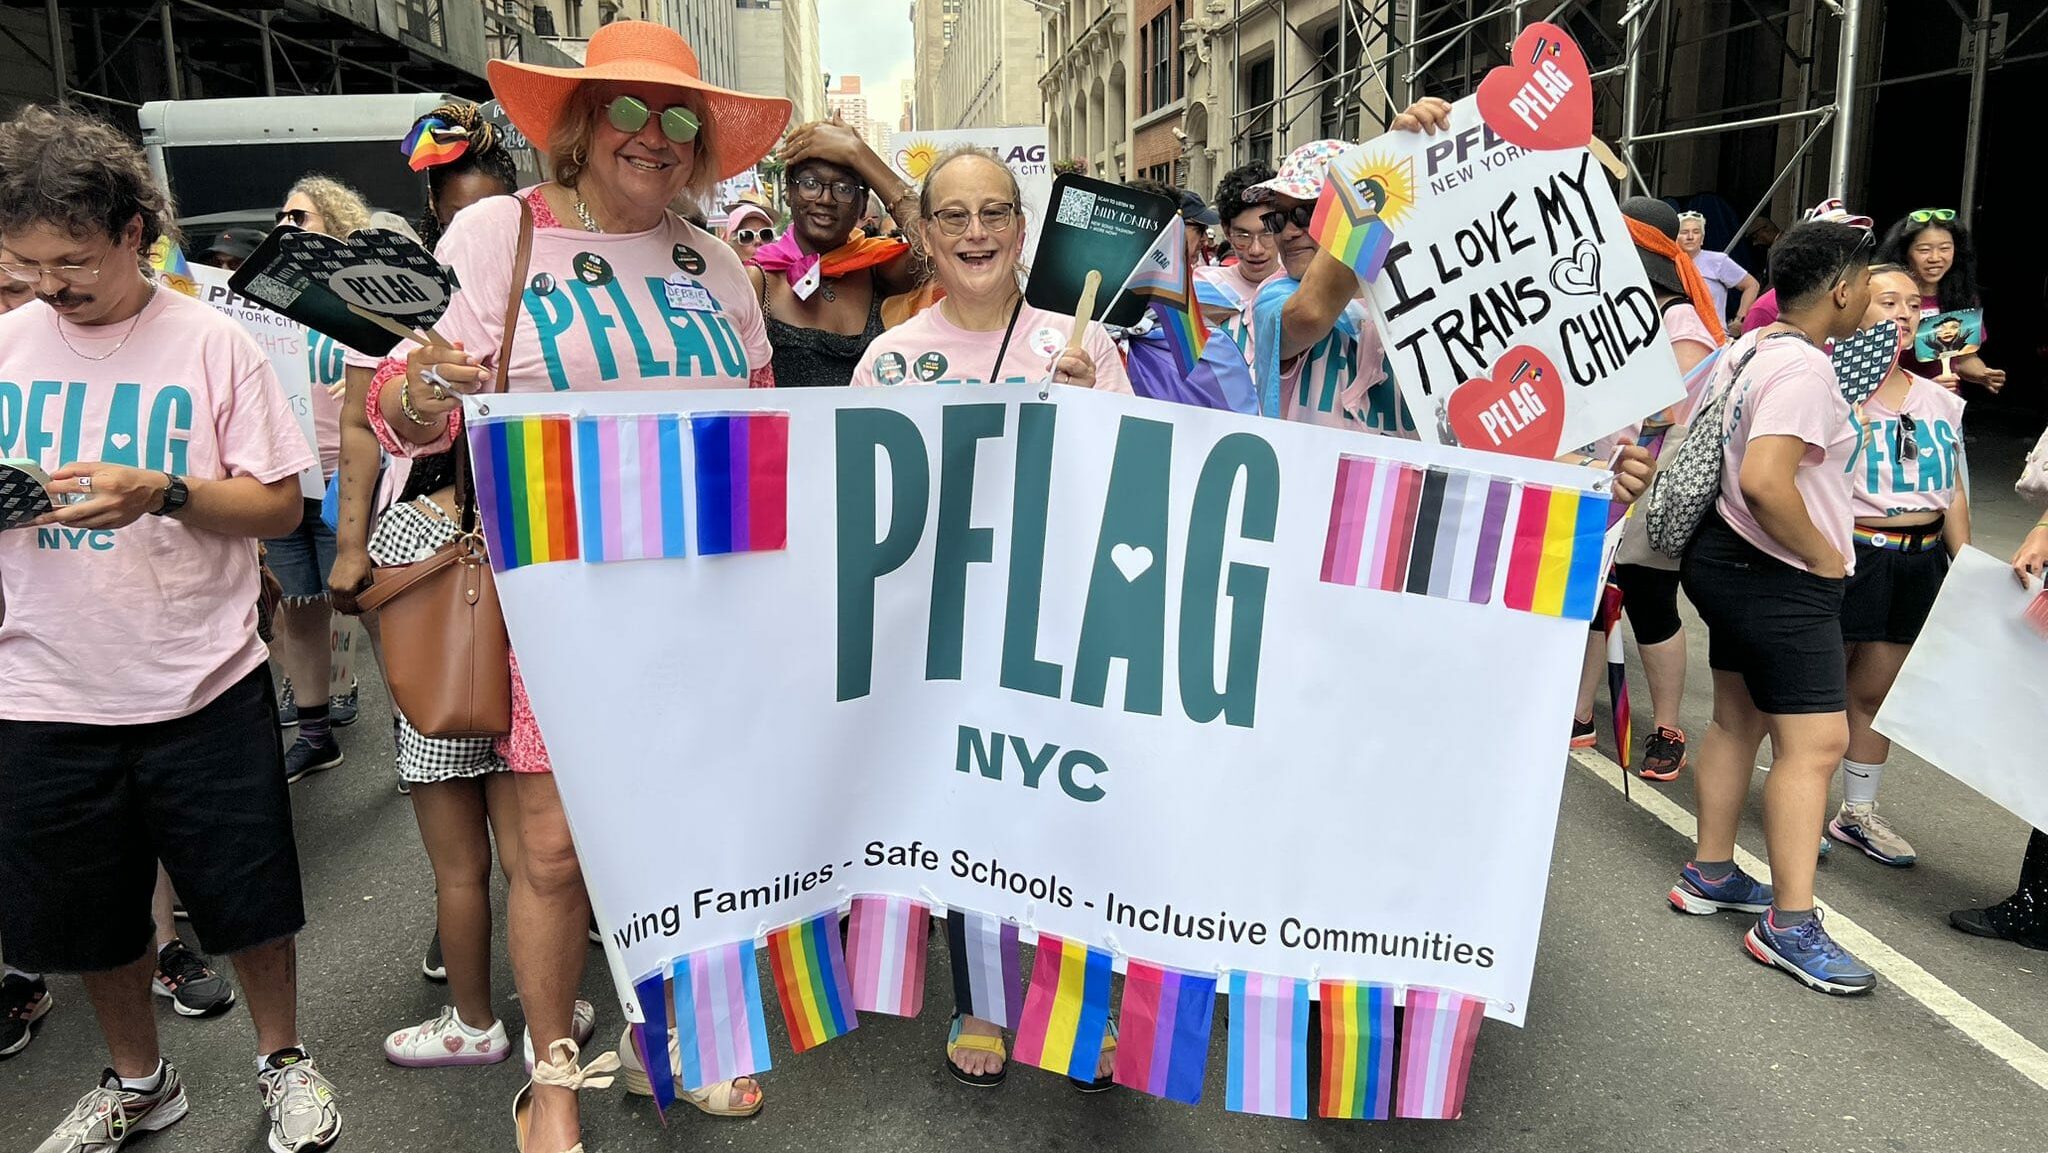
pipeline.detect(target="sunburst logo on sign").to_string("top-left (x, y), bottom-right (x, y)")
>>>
top-left (896, 139), bottom-right (941, 181)
top-left (1336, 149), bottom-right (1416, 227)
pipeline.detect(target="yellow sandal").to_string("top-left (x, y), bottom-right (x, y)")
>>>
top-left (945, 1014), bottom-right (1008, 1087)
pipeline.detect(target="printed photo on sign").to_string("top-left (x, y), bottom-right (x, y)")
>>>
top-left (1349, 24), bottom-right (1683, 458)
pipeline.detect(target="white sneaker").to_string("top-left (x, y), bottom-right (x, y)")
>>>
top-left (522, 998), bottom-right (597, 1073)
top-left (385, 1006), bottom-right (510, 1068)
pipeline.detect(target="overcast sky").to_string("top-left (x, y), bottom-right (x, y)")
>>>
top-left (819, 0), bottom-right (915, 115)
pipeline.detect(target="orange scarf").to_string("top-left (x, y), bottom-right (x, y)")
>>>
top-left (1625, 217), bottom-right (1727, 346)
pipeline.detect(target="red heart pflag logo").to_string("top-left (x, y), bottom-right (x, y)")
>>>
top-left (1447, 345), bottom-right (1568, 459)
top-left (1475, 23), bottom-right (1593, 151)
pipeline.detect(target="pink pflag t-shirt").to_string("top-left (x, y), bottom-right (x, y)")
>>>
top-left (0, 288), bottom-right (316, 723)
top-left (433, 190), bottom-right (770, 395)
top-left (1713, 330), bottom-right (1859, 575)
top-left (1847, 373), bottom-right (1966, 518)
top-left (848, 300), bottom-right (1132, 392)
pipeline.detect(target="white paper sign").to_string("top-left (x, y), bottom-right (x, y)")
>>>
top-left (1350, 100), bottom-right (1683, 458)
top-left (1875, 546), bottom-right (2048, 831)
top-left (191, 264), bottom-right (323, 499)
top-left (894, 127), bottom-right (1052, 262)
top-left (479, 385), bottom-right (1614, 1028)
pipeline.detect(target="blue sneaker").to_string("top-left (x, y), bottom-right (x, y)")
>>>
top-left (1668, 862), bottom-right (1774, 915)
top-left (1745, 909), bottom-right (1876, 994)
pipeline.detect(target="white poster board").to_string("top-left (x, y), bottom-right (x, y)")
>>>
top-left (190, 264), bottom-right (323, 499)
top-left (1344, 102), bottom-right (1683, 458)
top-left (479, 384), bottom-right (1616, 1028)
top-left (1875, 546), bottom-right (2048, 831)
top-left (894, 127), bottom-right (1052, 261)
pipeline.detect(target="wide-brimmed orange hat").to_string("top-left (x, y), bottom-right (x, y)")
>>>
top-left (487, 21), bottom-right (791, 181)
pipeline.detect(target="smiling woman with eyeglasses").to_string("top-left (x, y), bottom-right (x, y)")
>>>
top-left (848, 146), bottom-right (1127, 391)
top-left (739, 115), bottom-right (924, 387)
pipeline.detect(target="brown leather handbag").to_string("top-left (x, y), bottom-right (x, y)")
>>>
top-left (355, 200), bottom-right (534, 738)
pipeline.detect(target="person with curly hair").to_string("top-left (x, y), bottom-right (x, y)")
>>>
top-left (1197, 160), bottom-right (1280, 346)
top-left (0, 103), bottom-right (341, 1152)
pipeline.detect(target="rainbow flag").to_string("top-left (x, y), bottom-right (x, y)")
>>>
top-left (147, 236), bottom-right (197, 298)
top-left (401, 115), bottom-right (472, 171)
top-left (1317, 980), bottom-right (1395, 1120)
top-left (1224, 971), bottom-right (1310, 1119)
top-left (765, 912), bottom-right (859, 1053)
top-left (1600, 583), bottom-right (1632, 768)
top-left (1012, 933), bottom-right (1114, 1080)
top-left (1502, 481), bottom-right (1611, 621)
top-left (845, 895), bottom-right (929, 1018)
top-left (1395, 986), bottom-right (1486, 1120)
top-left (944, 909), bottom-right (1022, 1029)
top-left (575, 414), bottom-right (690, 562)
top-left (1321, 458), bottom-right (1514, 607)
top-left (688, 413), bottom-right (789, 555)
top-left (470, 415), bottom-right (581, 571)
top-left (1309, 173), bottom-right (1396, 281)
top-left (670, 939), bottom-right (773, 1092)
top-left (631, 969), bottom-right (676, 1115)
top-left (1112, 960), bottom-right (1216, 1105)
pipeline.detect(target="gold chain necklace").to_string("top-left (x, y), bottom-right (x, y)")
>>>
top-left (53, 284), bottom-right (157, 363)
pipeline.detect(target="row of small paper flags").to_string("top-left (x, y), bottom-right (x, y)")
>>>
top-left (1319, 455), bottom-right (1616, 622)
top-left (464, 411), bottom-right (789, 572)
top-left (629, 897), bottom-right (1487, 1121)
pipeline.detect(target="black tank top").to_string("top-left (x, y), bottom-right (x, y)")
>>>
top-left (757, 269), bottom-right (886, 388)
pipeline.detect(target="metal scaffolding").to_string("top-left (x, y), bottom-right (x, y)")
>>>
top-left (1201, 0), bottom-right (2032, 242)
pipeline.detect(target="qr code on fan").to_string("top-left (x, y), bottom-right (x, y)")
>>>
top-left (1055, 188), bottom-right (1098, 230)
top-left (245, 273), bottom-right (302, 308)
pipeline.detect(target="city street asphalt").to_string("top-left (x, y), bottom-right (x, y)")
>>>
top-left (3, 417), bottom-right (2043, 1153)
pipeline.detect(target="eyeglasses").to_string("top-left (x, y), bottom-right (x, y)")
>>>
top-left (1895, 412), bottom-right (1919, 462)
top-left (606, 95), bottom-right (701, 143)
top-left (793, 173), bottom-right (865, 205)
top-left (0, 251), bottom-right (110, 287)
top-left (1225, 226), bottom-right (1274, 247)
top-left (732, 228), bottom-right (777, 244)
top-left (276, 208), bottom-right (318, 228)
top-left (1908, 208), bottom-right (1957, 225)
top-left (1260, 204), bottom-right (1315, 234)
top-left (930, 203), bottom-right (1018, 236)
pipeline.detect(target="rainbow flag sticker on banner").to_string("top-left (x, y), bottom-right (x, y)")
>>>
top-left (470, 415), bottom-right (581, 572)
top-left (1113, 960), bottom-right (1217, 1105)
top-left (670, 939), bottom-right (773, 1092)
top-left (1309, 147), bottom-right (1414, 282)
top-left (765, 912), bottom-right (859, 1053)
top-left (1317, 980), bottom-right (1396, 1120)
top-left (1012, 933), bottom-right (1115, 1081)
top-left (688, 412), bottom-right (789, 555)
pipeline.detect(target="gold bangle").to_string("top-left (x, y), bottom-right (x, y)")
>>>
top-left (398, 376), bottom-right (433, 427)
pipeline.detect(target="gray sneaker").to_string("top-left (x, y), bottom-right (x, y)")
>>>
top-left (257, 1051), bottom-right (341, 1153)
top-left (35, 1064), bottom-right (189, 1153)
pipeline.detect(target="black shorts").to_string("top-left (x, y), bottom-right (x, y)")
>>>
top-left (0, 666), bottom-right (305, 972)
top-left (1680, 514), bottom-right (1847, 715)
top-left (1841, 538), bottom-right (1949, 645)
top-left (1613, 563), bottom-right (1684, 646)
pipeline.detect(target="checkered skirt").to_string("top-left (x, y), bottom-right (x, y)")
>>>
top-left (368, 499), bottom-right (509, 784)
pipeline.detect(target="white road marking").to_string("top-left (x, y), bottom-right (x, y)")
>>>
top-left (1570, 747), bottom-right (2048, 1092)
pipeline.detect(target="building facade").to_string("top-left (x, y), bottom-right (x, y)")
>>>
top-left (732, 0), bottom-right (825, 123)
top-left (925, 0), bottom-right (1043, 130)
top-left (909, 0), bottom-right (958, 131)
top-left (1040, 1), bottom-right (1129, 178)
top-left (827, 74), bottom-right (893, 164)
top-left (530, 0), bottom-right (737, 86)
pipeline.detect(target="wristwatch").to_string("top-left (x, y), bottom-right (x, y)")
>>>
top-left (151, 473), bottom-right (190, 517)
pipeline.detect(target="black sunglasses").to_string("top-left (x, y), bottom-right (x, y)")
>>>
top-left (276, 208), bottom-right (315, 227)
top-left (1895, 412), bottom-right (1919, 462)
top-left (1260, 204), bottom-right (1316, 234)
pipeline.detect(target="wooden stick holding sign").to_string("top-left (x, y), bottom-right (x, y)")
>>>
top-left (1065, 270), bottom-right (1101, 365)
top-left (345, 303), bottom-right (452, 350)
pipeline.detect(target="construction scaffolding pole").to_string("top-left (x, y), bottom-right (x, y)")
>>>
top-left (45, 0), bottom-right (65, 103)
top-left (1828, 0), bottom-right (1861, 201)
top-left (1959, 0), bottom-right (1992, 221)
